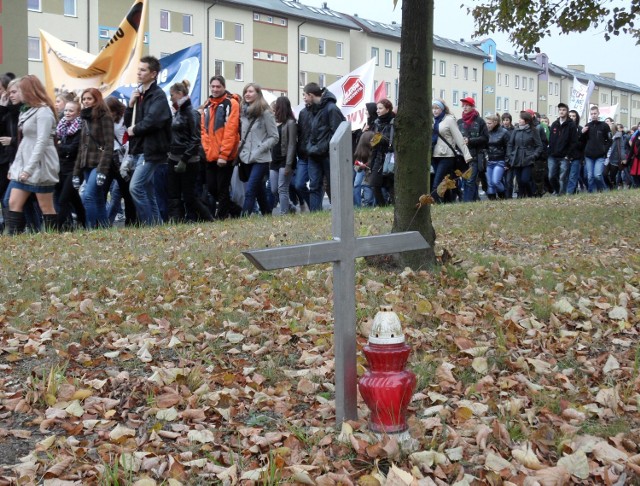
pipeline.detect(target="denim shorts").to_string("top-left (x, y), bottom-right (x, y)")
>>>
top-left (11, 181), bottom-right (56, 194)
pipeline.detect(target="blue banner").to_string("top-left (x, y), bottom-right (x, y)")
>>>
top-left (109, 43), bottom-right (202, 108)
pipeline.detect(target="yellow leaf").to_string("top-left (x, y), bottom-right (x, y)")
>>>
top-left (455, 406), bottom-right (473, 421)
top-left (71, 389), bottom-right (93, 401)
top-left (371, 133), bottom-right (383, 147)
top-left (460, 167), bottom-right (473, 180)
top-left (416, 194), bottom-right (435, 208)
top-left (45, 394), bottom-right (57, 406)
top-left (416, 300), bottom-right (432, 315)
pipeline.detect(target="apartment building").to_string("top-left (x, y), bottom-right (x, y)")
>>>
top-left (4, 0), bottom-right (639, 127)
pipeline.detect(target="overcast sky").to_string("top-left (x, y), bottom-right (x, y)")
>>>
top-left (307, 0), bottom-right (638, 85)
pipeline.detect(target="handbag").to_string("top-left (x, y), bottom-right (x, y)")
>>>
top-left (382, 120), bottom-right (395, 176)
top-left (437, 133), bottom-right (468, 172)
top-left (234, 117), bottom-right (258, 183)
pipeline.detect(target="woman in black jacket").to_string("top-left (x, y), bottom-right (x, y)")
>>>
top-left (485, 114), bottom-right (511, 199)
top-left (167, 80), bottom-right (213, 222)
top-left (0, 74), bottom-right (20, 225)
top-left (55, 99), bottom-right (86, 229)
top-left (507, 111), bottom-right (543, 198)
top-left (367, 98), bottom-right (395, 206)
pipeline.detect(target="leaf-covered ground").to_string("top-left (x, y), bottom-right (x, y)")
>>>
top-left (0, 191), bottom-right (639, 485)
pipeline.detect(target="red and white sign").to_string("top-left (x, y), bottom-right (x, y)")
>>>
top-left (294, 58), bottom-right (375, 130)
top-left (342, 76), bottom-right (365, 107)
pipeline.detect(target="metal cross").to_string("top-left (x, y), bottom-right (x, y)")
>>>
top-left (243, 121), bottom-right (428, 425)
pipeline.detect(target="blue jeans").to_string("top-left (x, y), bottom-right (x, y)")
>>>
top-left (486, 160), bottom-right (506, 195)
top-left (566, 159), bottom-right (582, 195)
top-left (241, 163), bottom-right (271, 215)
top-left (514, 165), bottom-right (533, 197)
top-left (431, 157), bottom-right (454, 203)
top-left (548, 156), bottom-right (571, 195)
top-left (107, 180), bottom-right (123, 223)
top-left (270, 167), bottom-right (293, 215)
top-left (353, 169), bottom-right (366, 207)
top-left (129, 154), bottom-right (162, 225)
top-left (462, 160), bottom-right (478, 202)
top-left (293, 158), bottom-right (310, 208)
top-left (154, 162), bottom-right (168, 222)
top-left (584, 156), bottom-right (607, 192)
top-left (82, 168), bottom-right (109, 228)
top-left (362, 185), bottom-right (376, 207)
top-left (308, 156), bottom-right (330, 211)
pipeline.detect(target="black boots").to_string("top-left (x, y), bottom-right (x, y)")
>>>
top-left (5, 210), bottom-right (26, 235)
top-left (43, 213), bottom-right (59, 232)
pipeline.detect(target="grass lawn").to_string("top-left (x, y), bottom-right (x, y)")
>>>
top-left (1, 190), bottom-right (639, 484)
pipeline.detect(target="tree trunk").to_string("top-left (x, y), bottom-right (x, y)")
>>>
top-left (392, 0), bottom-right (437, 270)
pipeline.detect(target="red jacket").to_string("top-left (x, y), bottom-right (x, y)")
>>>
top-left (201, 92), bottom-right (240, 163)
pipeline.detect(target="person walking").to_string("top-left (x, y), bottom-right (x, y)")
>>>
top-left (167, 80), bottom-right (213, 223)
top-left (72, 88), bottom-right (113, 229)
top-left (270, 96), bottom-right (297, 216)
top-left (507, 111), bottom-right (544, 198)
top-left (580, 105), bottom-right (612, 192)
top-left (123, 55), bottom-right (172, 225)
top-left (5, 75), bottom-right (60, 234)
top-left (547, 102), bottom-right (577, 195)
top-left (201, 75), bottom-right (241, 220)
top-left (457, 97), bottom-right (488, 202)
top-left (484, 114), bottom-right (510, 199)
top-left (237, 83), bottom-right (278, 216)
top-left (303, 82), bottom-right (345, 211)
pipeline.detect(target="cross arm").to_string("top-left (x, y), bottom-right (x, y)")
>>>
top-left (354, 232), bottom-right (429, 258)
top-left (242, 240), bottom-right (342, 271)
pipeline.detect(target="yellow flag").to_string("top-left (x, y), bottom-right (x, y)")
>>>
top-left (41, 0), bottom-right (147, 98)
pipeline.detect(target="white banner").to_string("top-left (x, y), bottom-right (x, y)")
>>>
top-left (294, 58), bottom-right (375, 130)
top-left (596, 104), bottom-right (618, 121)
top-left (568, 77), bottom-right (595, 120)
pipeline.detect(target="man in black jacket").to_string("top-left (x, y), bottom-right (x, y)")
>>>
top-left (580, 105), bottom-right (612, 192)
top-left (124, 55), bottom-right (172, 225)
top-left (547, 102), bottom-right (577, 195)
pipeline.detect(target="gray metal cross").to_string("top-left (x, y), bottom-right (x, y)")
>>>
top-left (243, 121), bottom-right (428, 425)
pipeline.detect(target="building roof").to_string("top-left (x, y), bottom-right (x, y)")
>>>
top-left (219, 0), bottom-right (359, 30)
top-left (560, 65), bottom-right (640, 93)
top-left (496, 50), bottom-right (541, 72)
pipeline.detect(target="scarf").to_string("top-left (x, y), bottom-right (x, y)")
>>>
top-left (56, 116), bottom-right (82, 139)
top-left (462, 109), bottom-right (479, 129)
top-left (432, 111), bottom-right (445, 146)
top-left (80, 107), bottom-right (93, 120)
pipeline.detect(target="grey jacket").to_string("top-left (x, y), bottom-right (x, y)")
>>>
top-left (507, 125), bottom-right (543, 168)
top-left (239, 107), bottom-right (278, 164)
top-left (279, 118), bottom-right (297, 170)
top-left (9, 106), bottom-right (59, 186)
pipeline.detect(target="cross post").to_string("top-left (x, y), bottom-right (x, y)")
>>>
top-left (243, 121), bottom-right (429, 425)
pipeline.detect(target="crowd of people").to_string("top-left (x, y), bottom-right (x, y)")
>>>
top-left (425, 97), bottom-right (640, 202)
top-left (1, 56), bottom-right (639, 235)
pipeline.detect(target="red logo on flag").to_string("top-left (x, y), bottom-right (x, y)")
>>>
top-left (341, 76), bottom-right (365, 108)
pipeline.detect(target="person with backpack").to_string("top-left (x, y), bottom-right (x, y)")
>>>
top-left (201, 75), bottom-right (241, 219)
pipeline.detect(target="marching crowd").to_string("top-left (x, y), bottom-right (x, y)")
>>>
top-left (1, 55), bottom-right (639, 235)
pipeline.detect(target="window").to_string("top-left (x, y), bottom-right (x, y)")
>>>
top-left (319, 74), bottom-right (325, 87)
top-left (280, 55), bottom-right (287, 62)
top-left (28, 36), bottom-right (41, 61)
top-left (496, 97), bottom-right (502, 111)
top-left (472, 92), bottom-right (478, 102)
top-left (504, 98), bottom-right (510, 111)
top-left (183, 15), bottom-right (193, 34)
top-left (463, 66), bottom-right (468, 80)
top-left (397, 52), bottom-right (401, 69)
top-left (235, 23), bottom-right (243, 42)
top-left (63, 0), bottom-right (77, 17)
top-left (299, 71), bottom-right (307, 87)
top-left (613, 95), bottom-right (619, 105)
top-left (515, 75), bottom-right (520, 89)
top-left (497, 73), bottom-right (502, 85)
top-left (253, 51), bottom-right (260, 59)
top-left (266, 53), bottom-right (273, 60)
top-left (27, 0), bottom-right (41, 11)
top-left (432, 58), bottom-right (436, 75)
top-left (214, 60), bottom-right (223, 76)
top-left (253, 13), bottom-right (260, 21)
top-left (530, 102), bottom-right (534, 110)
top-left (99, 28), bottom-right (110, 39)
top-left (554, 83), bottom-right (559, 95)
top-left (472, 68), bottom-right (478, 82)
top-left (384, 49), bottom-right (392, 68)
top-left (504, 74), bottom-right (509, 87)
top-left (336, 42), bottom-right (343, 59)
top-left (160, 10), bottom-right (170, 31)
top-left (280, 18), bottom-right (287, 26)
top-left (299, 35), bottom-right (307, 53)
top-left (214, 20), bottom-right (223, 39)
top-left (549, 104), bottom-right (554, 116)
top-left (549, 81), bottom-right (553, 93)
top-left (319, 39), bottom-right (326, 56)
top-left (439, 89), bottom-right (446, 99)
top-left (462, 91), bottom-right (468, 99)
top-left (234, 63), bottom-right (243, 81)
top-left (601, 93), bottom-right (608, 104)
top-left (529, 77), bottom-right (534, 91)
top-left (453, 64), bottom-right (459, 78)
top-left (385, 82), bottom-right (390, 96)
top-left (515, 100), bottom-right (519, 111)
top-left (439, 60), bottom-right (446, 76)
top-left (453, 90), bottom-right (459, 106)
top-left (371, 47), bottom-right (379, 65)
top-left (266, 16), bottom-right (273, 23)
